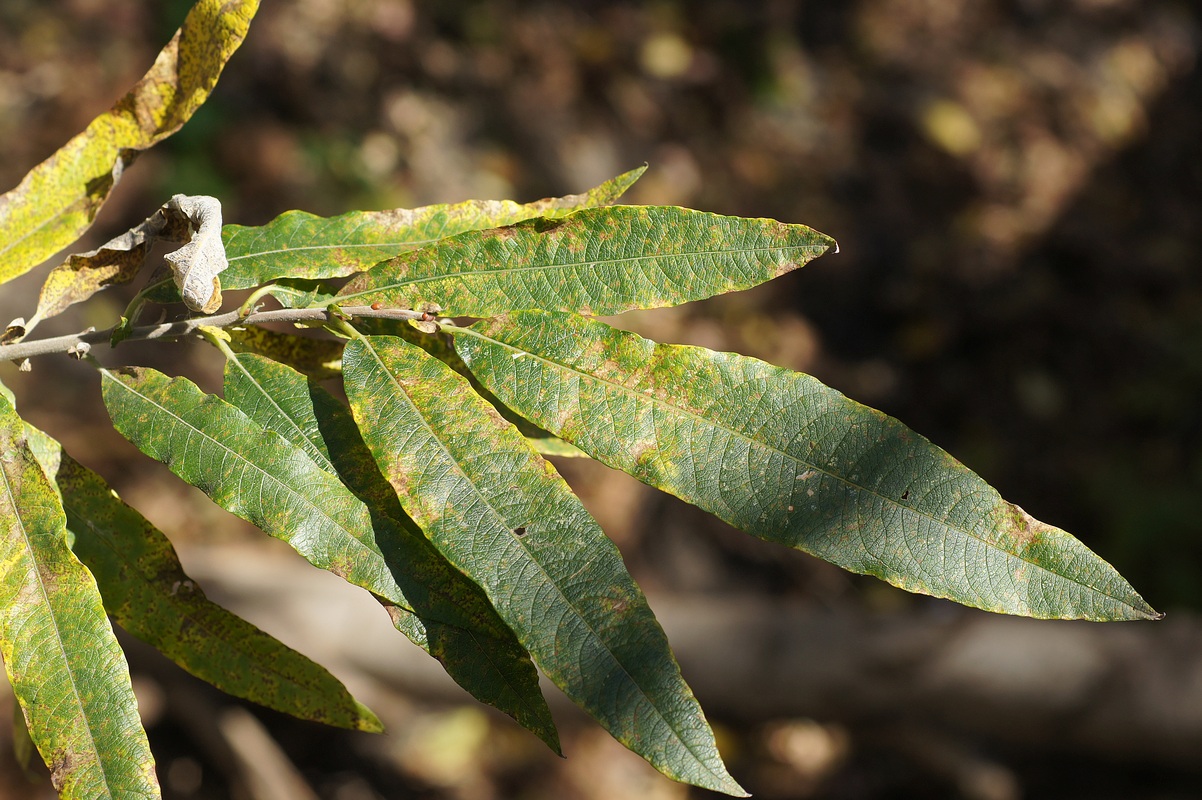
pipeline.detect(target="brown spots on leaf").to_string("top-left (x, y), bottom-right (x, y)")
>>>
top-left (601, 594), bottom-right (631, 616)
top-left (388, 460), bottom-right (413, 498)
top-left (531, 217), bottom-right (567, 234)
top-left (482, 224), bottom-right (522, 242)
top-left (629, 439), bottom-right (660, 472)
top-left (478, 403), bottom-right (512, 432)
top-left (773, 257), bottom-right (800, 278)
top-left (1001, 502), bottom-right (1057, 551)
top-left (382, 602), bottom-right (409, 627)
top-left (48, 747), bottom-right (88, 791)
top-left (324, 554), bottom-right (357, 583)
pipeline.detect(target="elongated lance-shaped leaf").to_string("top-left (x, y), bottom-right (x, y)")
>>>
top-left (0, 394), bottom-right (160, 798)
top-left (453, 311), bottom-right (1160, 622)
top-left (219, 349), bottom-right (558, 747)
top-left (335, 205), bottom-right (835, 318)
top-left (341, 334), bottom-right (746, 796)
top-left (356, 317), bottom-right (582, 455)
top-left (6, 391), bottom-right (382, 733)
top-left (101, 366), bottom-right (497, 632)
top-left (0, 0), bottom-right (259, 285)
top-left (142, 166), bottom-right (646, 306)
top-left (53, 453), bottom-right (383, 733)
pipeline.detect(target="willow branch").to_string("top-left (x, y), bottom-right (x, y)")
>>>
top-left (0, 306), bottom-right (426, 362)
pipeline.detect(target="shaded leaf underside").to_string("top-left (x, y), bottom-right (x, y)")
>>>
top-left (454, 311), bottom-right (1158, 622)
top-left (55, 453), bottom-right (383, 733)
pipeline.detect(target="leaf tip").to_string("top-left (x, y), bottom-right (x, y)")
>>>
top-left (355, 703), bottom-right (386, 734)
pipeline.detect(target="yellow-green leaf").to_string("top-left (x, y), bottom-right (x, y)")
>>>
top-left (0, 393), bottom-right (159, 798)
top-left (142, 167), bottom-right (647, 306)
top-left (56, 454), bottom-right (382, 733)
top-left (100, 363), bottom-right (559, 750)
top-left (25, 195), bottom-right (200, 331)
top-left (218, 350), bottom-right (559, 747)
top-left (0, 0), bottom-right (259, 284)
top-left (336, 205), bottom-right (836, 317)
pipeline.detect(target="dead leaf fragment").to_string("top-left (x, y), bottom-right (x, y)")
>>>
top-left (164, 194), bottom-right (227, 313)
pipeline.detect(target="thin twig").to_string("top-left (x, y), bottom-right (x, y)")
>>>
top-left (0, 306), bottom-right (425, 362)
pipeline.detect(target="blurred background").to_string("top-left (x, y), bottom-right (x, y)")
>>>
top-left (2, 1), bottom-right (1201, 798)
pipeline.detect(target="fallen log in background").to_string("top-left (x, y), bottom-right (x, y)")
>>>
top-left (171, 541), bottom-right (1198, 775)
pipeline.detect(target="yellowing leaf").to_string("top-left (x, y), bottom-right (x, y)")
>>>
top-left (342, 335), bottom-right (745, 795)
top-left (56, 454), bottom-right (383, 733)
top-left (29, 194), bottom-right (213, 329)
top-left (0, 0), bottom-right (259, 285)
top-left (336, 206), bottom-right (836, 318)
top-left (0, 393), bottom-right (160, 798)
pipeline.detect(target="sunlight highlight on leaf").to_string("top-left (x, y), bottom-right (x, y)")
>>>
top-left (219, 350), bottom-right (559, 748)
top-left (342, 334), bottom-right (747, 796)
top-left (337, 205), bottom-right (836, 317)
top-left (0, 0), bottom-right (259, 284)
top-left (0, 394), bottom-right (159, 798)
top-left (454, 311), bottom-right (1159, 622)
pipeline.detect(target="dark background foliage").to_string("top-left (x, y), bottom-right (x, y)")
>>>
top-left (1, 2), bottom-right (1199, 798)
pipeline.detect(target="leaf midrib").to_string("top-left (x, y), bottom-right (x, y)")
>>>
top-left (338, 241), bottom-right (831, 303)
top-left (465, 326), bottom-right (1143, 617)
top-left (352, 336), bottom-right (730, 786)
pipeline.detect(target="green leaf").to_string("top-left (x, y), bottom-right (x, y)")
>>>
top-left (0, 0), bottom-right (259, 285)
top-left (220, 350), bottom-right (558, 746)
top-left (0, 394), bottom-right (159, 798)
top-left (335, 205), bottom-right (835, 317)
top-left (54, 453), bottom-right (383, 733)
top-left (102, 362), bottom-right (558, 749)
top-left (342, 334), bottom-right (746, 796)
top-left (142, 166), bottom-right (646, 306)
top-left (453, 311), bottom-right (1160, 622)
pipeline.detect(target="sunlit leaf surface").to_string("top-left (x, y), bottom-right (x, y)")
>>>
top-left (220, 351), bottom-right (558, 747)
top-left (336, 205), bottom-right (834, 317)
top-left (342, 335), bottom-right (746, 796)
top-left (454, 311), bottom-right (1159, 622)
top-left (143, 167), bottom-right (646, 306)
top-left (0, 394), bottom-right (159, 798)
top-left (0, 0), bottom-right (258, 284)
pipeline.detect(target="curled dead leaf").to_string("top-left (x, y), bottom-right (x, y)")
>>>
top-left (164, 195), bottom-right (227, 313)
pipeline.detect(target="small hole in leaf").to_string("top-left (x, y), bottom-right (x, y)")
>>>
top-left (513, 526), bottom-right (527, 537)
